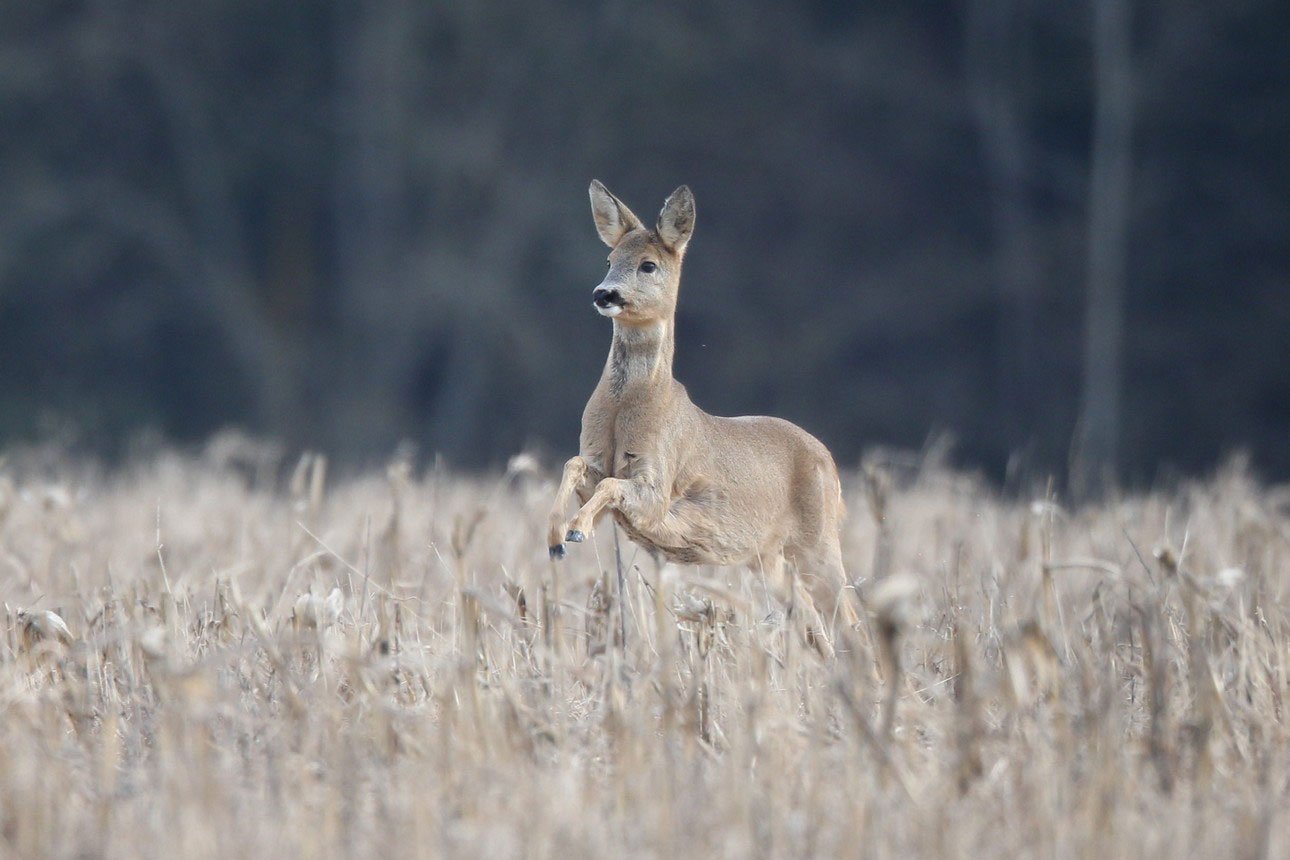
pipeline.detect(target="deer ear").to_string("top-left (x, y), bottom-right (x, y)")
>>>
top-left (589, 180), bottom-right (643, 248)
top-left (656, 185), bottom-right (695, 254)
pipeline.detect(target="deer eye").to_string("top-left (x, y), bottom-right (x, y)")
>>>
top-left (605, 260), bottom-right (611, 269)
top-left (639, 261), bottom-right (657, 274)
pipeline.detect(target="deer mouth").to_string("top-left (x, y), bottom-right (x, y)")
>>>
top-left (593, 287), bottom-right (627, 316)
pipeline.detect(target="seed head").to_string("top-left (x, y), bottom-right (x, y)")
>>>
top-left (293, 587), bottom-right (344, 630)
top-left (17, 608), bottom-right (74, 650)
top-left (1216, 567), bottom-right (1245, 589)
top-left (1152, 545), bottom-right (1178, 576)
top-left (869, 573), bottom-right (920, 636)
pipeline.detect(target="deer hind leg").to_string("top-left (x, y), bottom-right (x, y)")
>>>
top-left (759, 551), bottom-right (835, 661)
top-left (793, 541), bottom-right (861, 632)
top-left (548, 456), bottom-right (598, 559)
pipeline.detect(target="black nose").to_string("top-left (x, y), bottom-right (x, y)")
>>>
top-left (593, 287), bottom-right (624, 308)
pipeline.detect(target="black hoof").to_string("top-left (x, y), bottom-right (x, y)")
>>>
top-left (549, 544), bottom-right (566, 560)
top-left (565, 529), bottom-right (585, 543)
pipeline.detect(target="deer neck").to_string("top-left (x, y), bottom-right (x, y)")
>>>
top-left (606, 318), bottom-right (675, 398)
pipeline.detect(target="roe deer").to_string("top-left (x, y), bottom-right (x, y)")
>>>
top-left (548, 181), bottom-right (858, 653)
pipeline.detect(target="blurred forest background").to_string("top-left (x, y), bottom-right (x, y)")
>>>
top-left (0, 1), bottom-right (1286, 487)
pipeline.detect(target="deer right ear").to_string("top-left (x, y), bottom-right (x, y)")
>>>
top-left (589, 180), bottom-right (643, 248)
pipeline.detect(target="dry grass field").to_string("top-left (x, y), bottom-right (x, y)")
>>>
top-left (0, 439), bottom-right (1287, 858)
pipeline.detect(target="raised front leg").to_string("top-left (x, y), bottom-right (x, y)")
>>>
top-left (548, 456), bottom-right (595, 559)
top-left (563, 476), bottom-right (633, 544)
top-left (563, 464), bottom-right (673, 544)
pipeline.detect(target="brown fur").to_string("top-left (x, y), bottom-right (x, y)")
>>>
top-left (548, 181), bottom-right (858, 649)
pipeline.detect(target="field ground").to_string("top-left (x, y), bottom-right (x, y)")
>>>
top-left (0, 442), bottom-right (1288, 858)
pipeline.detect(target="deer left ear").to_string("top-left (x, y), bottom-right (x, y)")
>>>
top-left (657, 185), bottom-right (695, 254)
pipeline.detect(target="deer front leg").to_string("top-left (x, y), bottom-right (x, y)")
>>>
top-left (564, 472), bottom-right (668, 545)
top-left (563, 477), bottom-right (628, 544)
top-left (548, 456), bottom-right (595, 559)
